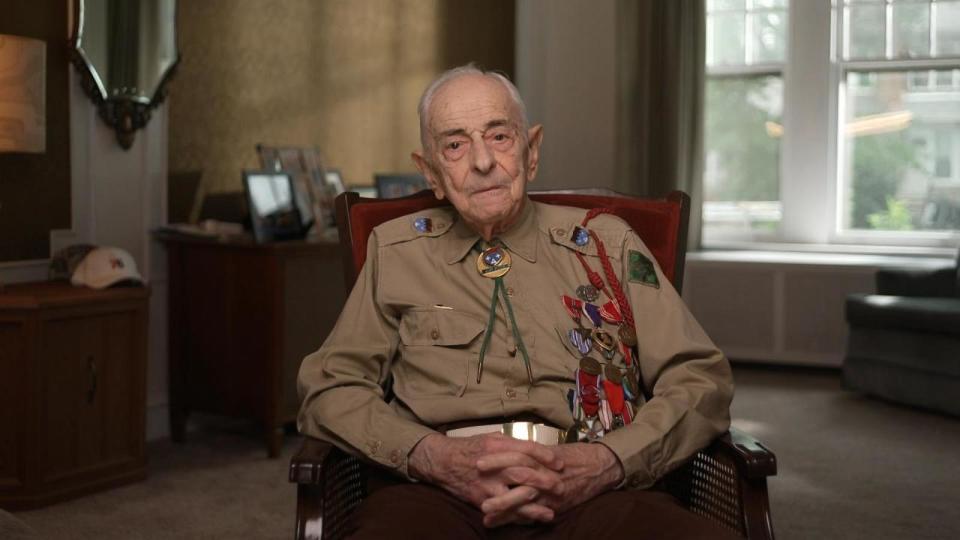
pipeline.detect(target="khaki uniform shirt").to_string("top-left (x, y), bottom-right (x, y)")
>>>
top-left (297, 199), bottom-right (733, 489)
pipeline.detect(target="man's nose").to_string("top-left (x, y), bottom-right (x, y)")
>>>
top-left (470, 137), bottom-right (495, 174)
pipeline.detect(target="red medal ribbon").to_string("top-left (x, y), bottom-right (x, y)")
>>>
top-left (602, 379), bottom-right (625, 415)
top-left (620, 342), bottom-right (633, 367)
top-left (598, 301), bottom-right (622, 324)
top-left (562, 295), bottom-right (583, 322)
top-left (577, 369), bottom-right (600, 416)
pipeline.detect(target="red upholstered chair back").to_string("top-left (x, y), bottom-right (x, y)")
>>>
top-left (334, 188), bottom-right (691, 293)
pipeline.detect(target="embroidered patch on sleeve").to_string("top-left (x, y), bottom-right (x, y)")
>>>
top-left (628, 250), bottom-right (660, 288)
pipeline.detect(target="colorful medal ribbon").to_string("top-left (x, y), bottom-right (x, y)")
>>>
top-left (573, 209), bottom-right (646, 398)
top-left (562, 295), bottom-right (583, 322)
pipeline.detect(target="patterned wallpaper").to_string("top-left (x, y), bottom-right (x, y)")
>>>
top-left (169, 0), bottom-right (514, 196)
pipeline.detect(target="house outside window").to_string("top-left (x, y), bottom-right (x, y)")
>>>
top-left (704, 0), bottom-right (960, 250)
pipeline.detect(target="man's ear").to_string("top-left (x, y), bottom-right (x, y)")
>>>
top-left (525, 124), bottom-right (544, 182)
top-left (411, 151), bottom-right (445, 200)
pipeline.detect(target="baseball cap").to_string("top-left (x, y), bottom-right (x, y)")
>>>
top-left (70, 246), bottom-right (144, 289)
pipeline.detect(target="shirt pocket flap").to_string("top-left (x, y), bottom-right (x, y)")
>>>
top-left (400, 308), bottom-right (486, 347)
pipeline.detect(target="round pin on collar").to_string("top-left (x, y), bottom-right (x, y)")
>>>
top-left (572, 226), bottom-right (590, 247)
top-left (476, 246), bottom-right (512, 278)
top-left (413, 217), bottom-right (432, 233)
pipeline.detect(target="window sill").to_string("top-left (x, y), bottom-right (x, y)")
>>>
top-left (690, 247), bottom-right (954, 270)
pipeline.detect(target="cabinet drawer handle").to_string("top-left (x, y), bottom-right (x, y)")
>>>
top-left (87, 356), bottom-right (98, 404)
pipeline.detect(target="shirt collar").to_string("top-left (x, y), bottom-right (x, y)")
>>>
top-left (444, 199), bottom-right (539, 265)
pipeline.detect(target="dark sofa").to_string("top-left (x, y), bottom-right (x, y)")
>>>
top-left (844, 259), bottom-right (960, 417)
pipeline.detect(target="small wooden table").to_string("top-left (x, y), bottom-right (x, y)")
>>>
top-left (158, 233), bottom-right (346, 457)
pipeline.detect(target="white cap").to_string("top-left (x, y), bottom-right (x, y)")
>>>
top-left (70, 247), bottom-right (144, 289)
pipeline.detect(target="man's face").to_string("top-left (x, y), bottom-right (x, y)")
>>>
top-left (413, 74), bottom-right (543, 234)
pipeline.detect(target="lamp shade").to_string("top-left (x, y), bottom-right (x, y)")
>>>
top-left (0, 34), bottom-right (46, 153)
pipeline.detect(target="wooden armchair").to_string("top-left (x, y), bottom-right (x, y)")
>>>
top-left (290, 189), bottom-right (777, 539)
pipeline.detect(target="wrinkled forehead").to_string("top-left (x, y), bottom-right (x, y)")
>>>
top-left (427, 75), bottom-right (523, 135)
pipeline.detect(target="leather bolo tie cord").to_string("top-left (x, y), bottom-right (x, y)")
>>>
top-left (574, 209), bottom-right (636, 332)
top-left (475, 242), bottom-right (534, 385)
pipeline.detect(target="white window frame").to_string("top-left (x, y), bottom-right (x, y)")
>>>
top-left (706, 0), bottom-right (960, 254)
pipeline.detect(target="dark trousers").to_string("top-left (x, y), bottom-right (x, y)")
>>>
top-left (346, 480), bottom-right (743, 540)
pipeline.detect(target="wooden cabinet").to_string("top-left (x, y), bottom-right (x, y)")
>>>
top-left (159, 234), bottom-right (345, 457)
top-left (0, 281), bottom-right (149, 509)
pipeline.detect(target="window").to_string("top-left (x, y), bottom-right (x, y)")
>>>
top-left (703, 0), bottom-right (960, 250)
top-left (704, 0), bottom-right (788, 244)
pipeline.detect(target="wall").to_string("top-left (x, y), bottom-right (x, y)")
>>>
top-left (0, 0), bottom-right (71, 262)
top-left (515, 0), bottom-right (618, 190)
top-left (169, 0), bottom-right (515, 196)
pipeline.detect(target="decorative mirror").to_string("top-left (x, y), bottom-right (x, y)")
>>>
top-left (70, 0), bottom-right (179, 150)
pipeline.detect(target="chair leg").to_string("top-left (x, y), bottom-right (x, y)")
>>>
top-left (295, 484), bottom-right (324, 540)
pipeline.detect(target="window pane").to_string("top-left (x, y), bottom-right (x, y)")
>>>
top-left (892, 3), bottom-right (930, 58)
top-left (750, 10), bottom-right (788, 63)
top-left (842, 70), bottom-right (960, 232)
top-left (847, 5), bottom-right (887, 59)
top-left (751, 0), bottom-right (787, 8)
top-left (703, 76), bottom-right (783, 243)
top-left (935, 1), bottom-right (960, 56)
top-left (708, 0), bottom-right (745, 11)
top-left (709, 13), bottom-right (746, 66)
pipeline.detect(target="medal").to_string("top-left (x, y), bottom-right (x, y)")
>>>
top-left (599, 301), bottom-right (622, 324)
top-left (623, 367), bottom-right (640, 400)
top-left (562, 295), bottom-right (583, 322)
top-left (569, 328), bottom-right (592, 354)
top-left (579, 356), bottom-right (602, 376)
top-left (598, 398), bottom-right (613, 431)
top-left (576, 368), bottom-right (600, 417)
top-left (603, 363), bottom-right (622, 384)
top-left (618, 325), bottom-right (638, 347)
top-left (576, 284), bottom-right (599, 302)
top-left (582, 303), bottom-right (603, 327)
top-left (476, 246), bottom-right (511, 278)
top-left (594, 329), bottom-right (615, 352)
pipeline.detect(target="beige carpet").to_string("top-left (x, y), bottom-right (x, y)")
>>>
top-left (13, 420), bottom-right (298, 540)
top-left (8, 365), bottom-right (960, 539)
top-left (731, 365), bottom-right (960, 540)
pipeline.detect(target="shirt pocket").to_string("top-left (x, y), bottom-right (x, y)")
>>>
top-left (395, 308), bottom-right (485, 397)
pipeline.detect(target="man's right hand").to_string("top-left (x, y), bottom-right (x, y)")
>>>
top-left (408, 433), bottom-right (564, 525)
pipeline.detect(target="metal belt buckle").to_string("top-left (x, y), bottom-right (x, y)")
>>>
top-left (446, 422), bottom-right (567, 446)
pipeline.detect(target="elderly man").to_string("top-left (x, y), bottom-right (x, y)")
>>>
top-left (297, 65), bottom-right (738, 539)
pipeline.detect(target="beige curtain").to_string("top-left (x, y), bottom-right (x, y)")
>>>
top-left (615, 0), bottom-right (705, 250)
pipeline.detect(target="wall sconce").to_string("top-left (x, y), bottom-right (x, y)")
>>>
top-left (0, 34), bottom-right (46, 153)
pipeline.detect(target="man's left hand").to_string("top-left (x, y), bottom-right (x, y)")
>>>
top-left (476, 442), bottom-right (625, 528)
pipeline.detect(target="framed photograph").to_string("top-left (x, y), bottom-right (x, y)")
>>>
top-left (256, 144), bottom-right (331, 230)
top-left (374, 173), bottom-right (429, 199)
top-left (324, 168), bottom-right (346, 196)
top-left (242, 170), bottom-right (311, 243)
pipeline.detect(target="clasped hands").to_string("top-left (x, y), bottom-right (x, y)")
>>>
top-left (408, 432), bottom-right (624, 528)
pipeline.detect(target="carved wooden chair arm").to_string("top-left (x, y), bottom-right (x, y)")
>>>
top-left (290, 438), bottom-right (365, 540)
top-left (658, 428), bottom-right (776, 540)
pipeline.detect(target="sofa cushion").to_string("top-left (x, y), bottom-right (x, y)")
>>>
top-left (846, 294), bottom-right (960, 336)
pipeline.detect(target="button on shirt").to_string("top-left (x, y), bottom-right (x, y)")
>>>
top-left (297, 200), bottom-right (733, 485)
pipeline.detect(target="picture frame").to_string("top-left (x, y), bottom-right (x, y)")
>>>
top-left (255, 144), bottom-right (331, 231)
top-left (242, 170), bottom-right (311, 243)
top-left (324, 168), bottom-right (346, 196)
top-left (374, 172), bottom-right (429, 199)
